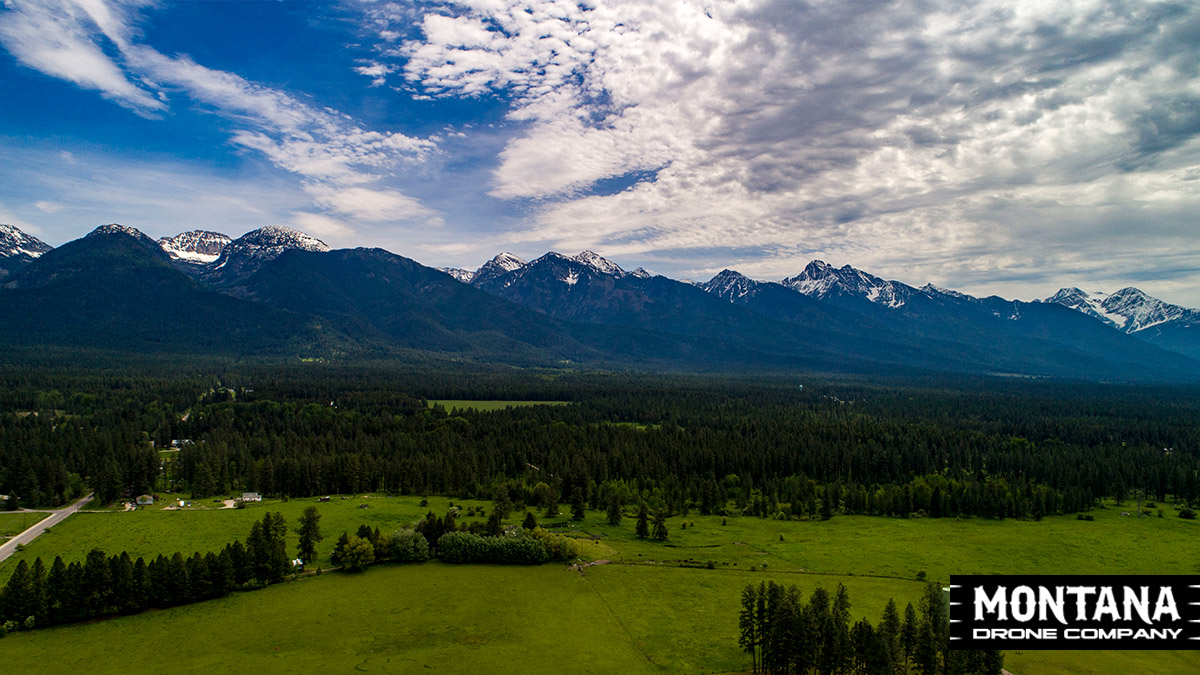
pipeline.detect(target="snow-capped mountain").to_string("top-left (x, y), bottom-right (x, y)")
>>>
top-left (701, 269), bottom-right (760, 302)
top-left (86, 223), bottom-right (160, 246)
top-left (471, 252), bottom-right (527, 287)
top-left (208, 226), bottom-right (328, 280)
top-left (782, 260), bottom-right (917, 308)
top-left (572, 250), bottom-right (625, 277)
top-left (439, 267), bottom-right (476, 283)
top-left (1045, 287), bottom-right (1199, 334)
top-left (470, 249), bottom-right (628, 289)
top-left (0, 223), bottom-right (53, 278)
top-left (630, 267), bottom-right (651, 279)
top-left (159, 230), bottom-right (232, 264)
top-left (1, 223), bottom-right (51, 260)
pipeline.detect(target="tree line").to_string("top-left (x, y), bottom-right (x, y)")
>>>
top-left (0, 511), bottom-right (291, 634)
top-left (2, 368), bottom-right (1198, 517)
top-left (739, 581), bottom-right (1002, 675)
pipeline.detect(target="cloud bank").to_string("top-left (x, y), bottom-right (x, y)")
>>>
top-left (382, 0), bottom-right (1200, 300)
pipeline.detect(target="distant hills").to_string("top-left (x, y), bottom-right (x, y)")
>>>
top-left (1, 222), bottom-right (1197, 382)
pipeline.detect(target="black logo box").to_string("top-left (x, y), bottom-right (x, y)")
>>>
top-left (949, 575), bottom-right (1200, 650)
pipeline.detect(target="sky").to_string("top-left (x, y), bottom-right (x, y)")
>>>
top-left (1, 0), bottom-right (1198, 306)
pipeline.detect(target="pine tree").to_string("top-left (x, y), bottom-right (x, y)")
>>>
top-left (1, 559), bottom-right (33, 624)
top-left (297, 505), bottom-right (323, 565)
top-left (635, 502), bottom-right (650, 538)
top-left (45, 556), bottom-right (68, 626)
top-left (739, 584), bottom-right (761, 673)
top-left (606, 496), bottom-right (622, 526)
top-left (522, 511), bottom-right (538, 531)
top-left (901, 602), bottom-right (919, 670)
top-left (878, 597), bottom-right (903, 669)
top-left (331, 531), bottom-right (351, 566)
top-left (571, 491), bottom-right (586, 521)
top-left (653, 509), bottom-right (669, 540)
top-left (30, 557), bottom-right (48, 626)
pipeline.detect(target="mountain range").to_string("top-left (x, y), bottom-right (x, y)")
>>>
top-left (1, 222), bottom-right (1197, 382)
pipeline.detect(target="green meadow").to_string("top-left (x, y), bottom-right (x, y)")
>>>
top-left (0, 511), bottom-right (48, 539)
top-left (3, 498), bottom-right (1199, 673)
top-left (426, 399), bottom-right (572, 411)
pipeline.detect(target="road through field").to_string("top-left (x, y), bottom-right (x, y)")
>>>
top-left (0, 494), bottom-right (93, 563)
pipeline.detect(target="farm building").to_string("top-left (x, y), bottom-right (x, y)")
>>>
top-left (241, 492), bottom-right (263, 502)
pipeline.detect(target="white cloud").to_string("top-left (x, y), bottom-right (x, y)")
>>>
top-left (34, 200), bottom-right (63, 213)
top-left (290, 212), bottom-right (356, 240)
top-left (386, 0), bottom-right (1200, 304)
top-left (306, 184), bottom-right (437, 223)
top-left (0, 0), bottom-right (440, 228)
top-left (0, 0), bottom-right (163, 112)
top-left (354, 60), bottom-right (396, 87)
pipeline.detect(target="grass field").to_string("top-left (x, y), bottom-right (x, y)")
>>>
top-left (427, 399), bottom-right (572, 411)
top-left (3, 499), bottom-right (1199, 673)
top-left (0, 511), bottom-right (49, 539)
top-left (0, 495), bottom-right (490, 572)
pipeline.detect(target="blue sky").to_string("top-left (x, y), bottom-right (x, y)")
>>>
top-left (1, 0), bottom-right (1199, 305)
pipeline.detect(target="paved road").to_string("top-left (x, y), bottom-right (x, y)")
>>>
top-left (0, 493), bottom-right (93, 563)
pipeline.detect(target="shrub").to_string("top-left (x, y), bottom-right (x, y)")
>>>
top-left (384, 528), bottom-right (431, 562)
top-left (1179, 508), bottom-right (1196, 520)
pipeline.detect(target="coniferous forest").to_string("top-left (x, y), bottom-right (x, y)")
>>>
top-left (2, 364), bottom-right (1197, 520)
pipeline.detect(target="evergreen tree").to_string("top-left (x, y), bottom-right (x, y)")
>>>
top-left (131, 557), bottom-right (151, 613)
top-left (331, 531), bottom-right (351, 566)
top-left (45, 556), bottom-right (68, 626)
top-left (652, 509), bottom-right (669, 540)
top-left (1, 559), bottom-right (32, 624)
top-left (878, 597), bottom-right (903, 670)
top-left (297, 505), bottom-right (323, 565)
top-left (81, 548), bottom-right (112, 617)
top-left (522, 511), bottom-right (538, 531)
top-left (636, 502), bottom-right (650, 538)
top-left (606, 496), bottom-right (622, 526)
top-left (30, 558), bottom-right (47, 626)
top-left (739, 583), bottom-right (761, 673)
top-left (571, 491), bottom-right (586, 521)
top-left (901, 602), bottom-right (919, 670)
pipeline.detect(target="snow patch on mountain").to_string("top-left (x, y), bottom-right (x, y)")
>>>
top-left (572, 250), bottom-right (624, 277)
top-left (0, 223), bottom-right (52, 261)
top-left (1045, 287), bottom-right (1199, 333)
top-left (159, 230), bottom-right (232, 264)
top-left (701, 269), bottom-right (759, 302)
top-left (783, 260), bottom-right (913, 308)
top-left (87, 223), bottom-right (158, 246)
top-left (214, 226), bottom-right (328, 270)
top-left (439, 267), bottom-right (476, 283)
top-left (921, 283), bottom-right (974, 301)
top-left (471, 252), bottom-right (527, 286)
top-left (630, 267), bottom-right (651, 279)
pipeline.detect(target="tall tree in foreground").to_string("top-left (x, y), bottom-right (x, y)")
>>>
top-left (297, 505), bottom-right (323, 564)
top-left (635, 502), bottom-right (650, 538)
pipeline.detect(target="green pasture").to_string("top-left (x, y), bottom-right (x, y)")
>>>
top-left (0, 495), bottom-right (490, 573)
top-left (1, 564), bottom-right (657, 674)
top-left (0, 511), bottom-right (49, 538)
top-left (427, 399), bottom-right (571, 411)
top-left (4, 500), bottom-right (1200, 673)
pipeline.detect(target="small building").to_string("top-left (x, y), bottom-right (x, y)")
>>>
top-left (318, 496), bottom-right (331, 502)
top-left (241, 492), bottom-right (263, 502)
top-left (136, 495), bottom-right (154, 506)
